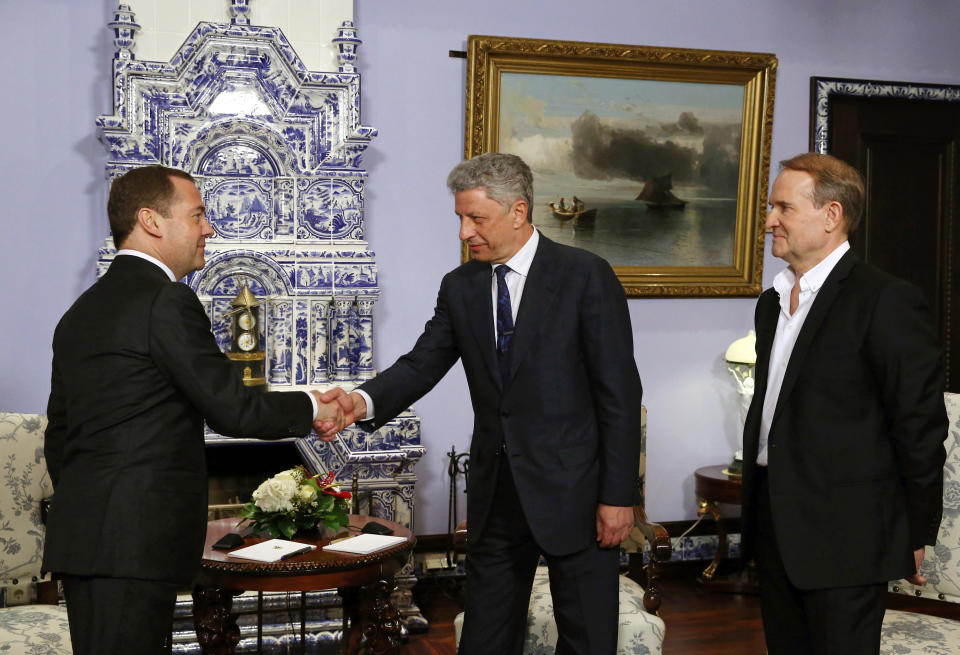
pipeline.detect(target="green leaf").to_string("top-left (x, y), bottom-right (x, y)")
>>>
top-left (278, 515), bottom-right (297, 539)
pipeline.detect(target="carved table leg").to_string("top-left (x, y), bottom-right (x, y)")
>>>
top-left (341, 579), bottom-right (404, 655)
top-left (362, 579), bottom-right (403, 654)
top-left (192, 585), bottom-right (241, 655)
top-left (697, 498), bottom-right (727, 581)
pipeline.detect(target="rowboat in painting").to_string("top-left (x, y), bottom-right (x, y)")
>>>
top-left (548, 196), bottom-right (596, 225)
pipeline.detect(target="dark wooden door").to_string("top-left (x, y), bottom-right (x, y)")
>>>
top-left (824, 95), bottom-right (960, 391)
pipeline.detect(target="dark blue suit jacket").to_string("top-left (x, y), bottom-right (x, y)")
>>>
top-left (359, 235), bottom-right (643, 555)
top-left (43, 255), bottom-right (314, 584)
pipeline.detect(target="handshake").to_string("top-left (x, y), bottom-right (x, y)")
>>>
top-left (308, 388), bottom-right (368, 442)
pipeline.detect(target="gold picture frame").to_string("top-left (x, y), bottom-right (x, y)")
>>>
top-left (463, 35), bottom-right (777, 297)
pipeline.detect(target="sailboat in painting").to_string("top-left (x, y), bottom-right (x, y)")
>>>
top-left (636, 174), bottom-right (687, 209)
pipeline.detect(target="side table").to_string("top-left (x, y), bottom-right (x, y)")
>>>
top-left (694, 465), bottom-right (755, 592)
top-left (194, 515), bottom-right (415, 655)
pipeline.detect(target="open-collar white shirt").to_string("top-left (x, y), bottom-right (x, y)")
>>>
top-left (757, 240), bottom-right (850, 465)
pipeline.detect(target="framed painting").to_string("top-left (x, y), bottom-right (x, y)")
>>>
top-left (463, 35), bottom-right (777, 297)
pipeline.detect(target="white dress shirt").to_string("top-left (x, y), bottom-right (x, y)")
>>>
top-left (117, 249), bottom-right (177, 281)
top-left (757, 241), bottom-right (850, 465)
top-left (358, 228), bottom-right (540, 420)
top-left (489, 228), bottom-right (539, 340)
top-left (116, 249), bottom-right (319, 418)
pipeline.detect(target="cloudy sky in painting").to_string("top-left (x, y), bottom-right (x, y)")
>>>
top-left (498, 73), bottom-right (745, 193)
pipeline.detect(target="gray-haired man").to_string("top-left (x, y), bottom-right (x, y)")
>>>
top-left (326, 153), bottom-right (643, 654)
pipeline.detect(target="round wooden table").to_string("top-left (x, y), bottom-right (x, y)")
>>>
top-left (193, 515), bottom-right (415, 655)
top-left (694, 465), bottom-right (742, 582)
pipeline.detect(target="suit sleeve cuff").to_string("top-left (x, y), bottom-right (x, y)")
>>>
top-left (303, 390), bottom-right (318, 420)
top-left (354, 389), bottom-right (375, 420)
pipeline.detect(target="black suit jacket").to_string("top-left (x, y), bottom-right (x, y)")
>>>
top-left (359, 235), bottom-right (643, 555)
top-left (741, 250), bottom-right (947, 589)
top-left (43, 255), bottom-right (314, 585)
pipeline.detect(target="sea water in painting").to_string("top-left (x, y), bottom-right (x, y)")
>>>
top-left (499, 73), bottom-right (745, 267)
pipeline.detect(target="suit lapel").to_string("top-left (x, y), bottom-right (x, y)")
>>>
top-left (504, 236), bottom-right (560, 385)
top-left (753, 290), bottom-right (780, 401)
top-left (770, 250), bottom-right (858, 428)
top-left (464, 262), bottom-right (501, 388)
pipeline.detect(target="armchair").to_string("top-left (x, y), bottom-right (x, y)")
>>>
top-left (881, 392), bottom-right (960, 653)
top-left (0, 412), bottom-right (72, 654)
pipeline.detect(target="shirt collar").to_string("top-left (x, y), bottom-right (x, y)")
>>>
top-left (772, 240), bottom-right (850, 302)
top-left (116, 249), bottom-right (178, 282)
top-left (493, 228), bottom-right (539, 277)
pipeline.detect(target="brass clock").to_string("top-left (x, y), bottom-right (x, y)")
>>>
top-left (224, 284), bottom-right (267, 388)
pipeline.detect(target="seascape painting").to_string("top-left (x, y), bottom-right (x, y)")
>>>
top-left (465, 35), bottom-right (776, 295)
top-left (499, 74), bottom-right (745, 268)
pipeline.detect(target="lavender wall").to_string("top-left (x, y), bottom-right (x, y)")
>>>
top-left (2, 0), bottom-right (959, 535)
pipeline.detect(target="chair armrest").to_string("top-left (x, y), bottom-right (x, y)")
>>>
top-left (633, 505), bottom-right (671, 562)
top-left (632, 505), bottom-right (671, 615)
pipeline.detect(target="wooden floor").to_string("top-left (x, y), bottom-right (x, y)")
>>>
top-left (402, 571), bottom-right (960, 655)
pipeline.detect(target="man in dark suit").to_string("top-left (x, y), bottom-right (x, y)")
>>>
top-left (324, 153), bottom-right (643, 654)
top-left (43, 165), bottom-right (347, 655)
top-left (741, 153), bottom-right (948, 654)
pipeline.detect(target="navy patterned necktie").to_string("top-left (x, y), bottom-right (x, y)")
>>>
top-left (494, 264), bottom-right (514, 380)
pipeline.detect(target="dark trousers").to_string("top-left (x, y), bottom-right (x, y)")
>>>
top-left (458, 451), bottom-right (620, 655)
top-left (62, 575), bottom-right (179, 655)
top-left (755, 468), bottom-right (887, 655)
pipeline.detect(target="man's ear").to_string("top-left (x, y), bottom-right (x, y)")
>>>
top-left (511, 200), bottom-right (528, 227)
top-left (137, 207), bottom-right (164, 238)
top-left (824, 201), bottom-right (845, 234)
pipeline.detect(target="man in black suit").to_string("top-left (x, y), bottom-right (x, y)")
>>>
top-left (323, 153), bottom-right (643, 654)
top-left (43, 165), bottom-right (347, 655)
top-left (741, 153), bottom-right (948, 654)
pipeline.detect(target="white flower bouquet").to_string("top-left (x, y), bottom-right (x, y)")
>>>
top-left (238, 466), bottom-right (351, 539)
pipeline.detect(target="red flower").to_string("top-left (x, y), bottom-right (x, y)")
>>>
top-left (311, 470), bottom-right (352, 499)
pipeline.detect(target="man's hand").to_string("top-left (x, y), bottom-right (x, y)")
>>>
top-left (309, 388), bottom-right (367, 441)
top-left (321, 388), bottom-right (367, 424)
top-left (596, 504), bottom-right (633, 548)
top-left (309, 389), bottom-right (345, 441)
top-left (906, 547), bottom-right (927, 585)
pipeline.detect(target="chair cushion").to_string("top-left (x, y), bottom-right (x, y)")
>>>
top-left (0, 413), bottom-right (53, 586)
top-left (454, 567), bottom-right (665, 655)
top-left (0, 604), bottom-right (72, 654)
top-left (881, 609), bottom-right (960, 654)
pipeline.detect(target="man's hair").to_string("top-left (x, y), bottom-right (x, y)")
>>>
top-left (107, 165), bottom-right (195, 247)
top-left (779, 153), bottom-right (865, 233)
top-left (446, 153), bottom-right (534, 222)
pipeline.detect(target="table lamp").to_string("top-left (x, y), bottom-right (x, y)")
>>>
top-left (724, 330), bottom-right (756, 476)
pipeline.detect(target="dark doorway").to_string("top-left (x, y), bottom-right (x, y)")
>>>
top-left (812, 79), bottom-right (960, 391)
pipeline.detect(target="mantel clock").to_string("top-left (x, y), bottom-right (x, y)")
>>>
top-left (224, 285), bottom-right (267, 388)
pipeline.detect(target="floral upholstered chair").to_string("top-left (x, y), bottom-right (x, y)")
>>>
top-left (454, 407), bottom-right (671, 655)
top-left (0, 412), bottom-right (72, 654)
top-left (881, 392), bottom-right (960, 654)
